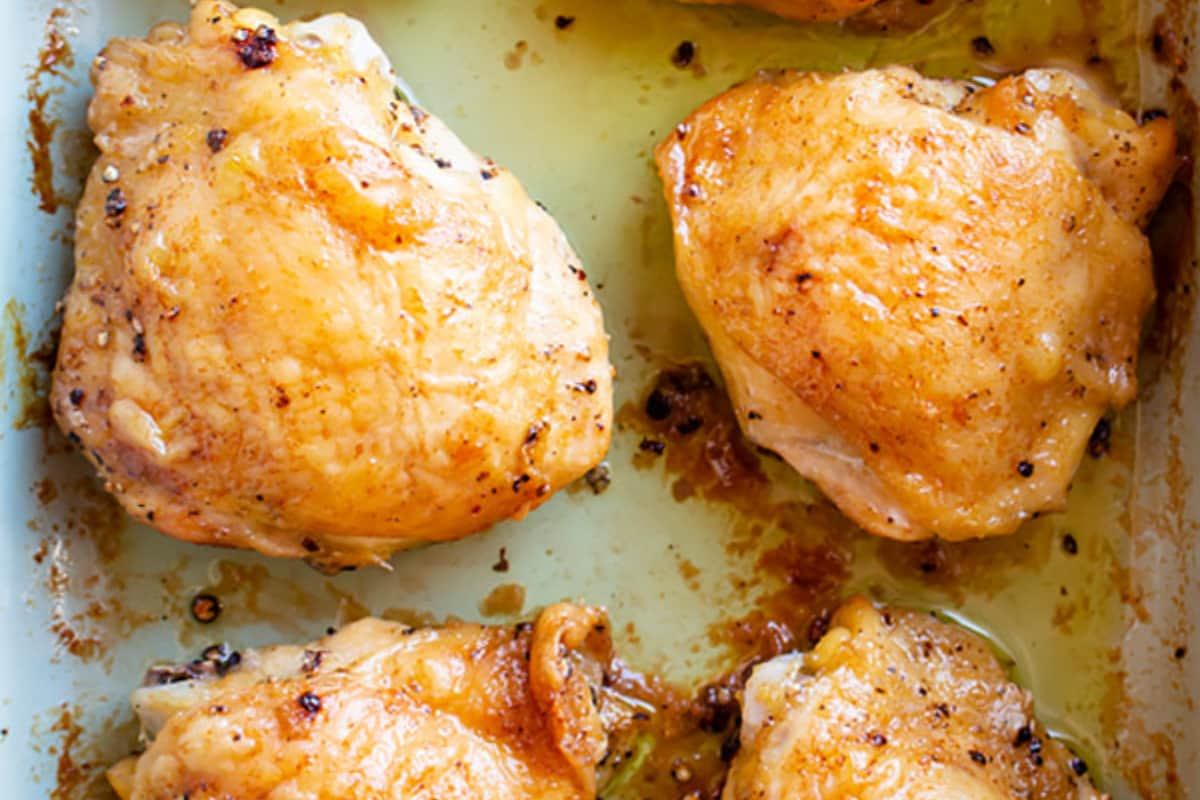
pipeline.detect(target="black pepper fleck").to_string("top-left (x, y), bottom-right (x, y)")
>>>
top-left (645, 389), bottom-right (671, 420)
top-left (554, 15), bottom-right (575, 29)
top-left (671, 40), bottom-right (696, 69)
top-left (639, 438), bottom-right (665, 455)
top-left (104, 188), bottom-right (127, 218)
top-left (297, 690), bottom-right (321, 714)
top-left (969, 749), bottom-right (987, 765)
top-left (190, 593), bottom-right (221, 624)
top-left (1087, 417), bottom-right (1111, 458)
top-left (1062, 533), bottom-right (1078, 555)
top-left (236, 25), bottom-right (277, 69)
top-left (206, 128), bottom-right (228, 153)
top-left (201, 643), bottom-right (241, 675)
top-left (301, 649), bottom-right (325, 673)
top-left (1070, 757), bottom-right (1088, 776)
top-left (68, 388), bottom-right (85, 406)
top-left (1017, 460), bottom-right (1034, 478)
top-left (583, 463), bottom-right (611, 495)
top-left (971, 36), bottom-right (995, 56)
top-left (492, 547), bottom-right (510, 573)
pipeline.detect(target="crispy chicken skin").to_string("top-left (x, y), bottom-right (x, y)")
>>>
top-left (679, 0), bottom-right (880, 22)
top-left (656, 67), bottom-right (1174, 541)
top-left (724, 597), bottom-right (1103, 799)
top-left (107, 604), bottom-right (614, 800)
top-left (50, 1), bottom-right (612, 568)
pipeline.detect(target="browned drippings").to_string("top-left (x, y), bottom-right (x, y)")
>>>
top-left (478, 582), bottom-right (527, 617)
top-left (47, 705), bottom-right (109, 800)
top-left (600, 656), bottom-right (732, 799)
top-left (611, 359), bottom-right (1138, 795)
top-left (875, 519), bottom-right (1060, 601)
top-left (611, 364), bottom-right (851, 796)
top-left (618, 362), bottom-right (769, 513)
top-left (27, 7), bottom-right (75, 216)
top-left (34, 465), bottom-right (130, 664)
top-left (5, 300), bottom-right (59, 432)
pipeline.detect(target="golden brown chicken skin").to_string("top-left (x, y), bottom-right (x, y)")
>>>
top-left (679, 0), bottom-right (879, 22)
top-left (656, 67), bottom-right (1174, 542)
top-left (50, 2), bottom-right (612, 568)
top-left (107, 604), bottom-right (616, 800)
top-left (724, 597), bottom-right (1103, 800)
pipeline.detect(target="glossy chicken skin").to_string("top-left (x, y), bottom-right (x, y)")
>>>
top-left (724, 597), bottom-right (1103, 799)
top-left (680, 0), bottom-right (879, 22)
top-left (656, 67), bottom-right (1174, 541)
top-left (50, 1), bottom-right (612, 568)
top-left (107, 604), bottom-right (615, 800)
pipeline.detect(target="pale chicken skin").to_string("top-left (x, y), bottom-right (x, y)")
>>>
top-left (724, 597), bottom-right (1103, 799)
top-left (50, 1), bottom-right (612, 568)
top-left (680, 0), bottom-right (880, 22)
top-left (108, 604), bottom-right (616, 800)
top-left (656, 67), bottom-right (1174, 541)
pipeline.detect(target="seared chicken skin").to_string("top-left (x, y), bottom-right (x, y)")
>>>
top-left (108, 604), bottom-right (616, 800)
top-left (50, 1), bottom-right (612, 568)
top-left (656, 67), bottom-right (1174, 541)
top-left (680, 0), bottom-right (880, 22)
top-left (724, 597), bottom-right (1103, 799)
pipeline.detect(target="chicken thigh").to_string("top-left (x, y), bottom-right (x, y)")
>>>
top-left (107, 604), bottom-right (616, 800)
top-left (724, 597), bottom-right (1102, 799)
top-left (50, 1), bottom-right (612, 568)
top-left (656, 67), bottom-right (1174, 541)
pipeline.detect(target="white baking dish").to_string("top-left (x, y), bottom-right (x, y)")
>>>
top-left (1, 0), bottom-right (1195, 796)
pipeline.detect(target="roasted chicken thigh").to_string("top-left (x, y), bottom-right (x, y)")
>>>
top-left (657, 67), bottom-right (1174, 541)
top-left (51, 1), bottom-right (612, 567)
top-left (108, 604), bottom-right (616, 800)
top-left (724, 597), bottom-right (1103, 799)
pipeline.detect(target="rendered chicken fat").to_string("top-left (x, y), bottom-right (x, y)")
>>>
top-left (108, 604), bottom-right (615, 800)
top-left (656, 66), bottom-right (1174, 541)
top-left (679, 0), bottom-right (881, 22)
top-left (50, 1), bottom-right (613, 567)
top-left (724, 597), bottom-right (1104, 799)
